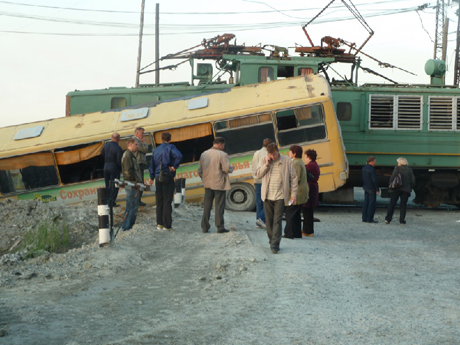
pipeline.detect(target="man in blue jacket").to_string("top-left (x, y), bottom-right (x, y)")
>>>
top-left (362, 156), bottom-right (380, 223)
top-left (101, 132), bottom-right (123, 207)
top-left (149, 132), bottom-right (183, 231)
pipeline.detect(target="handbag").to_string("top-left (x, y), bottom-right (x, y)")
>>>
top-left (389, 172), bottom-right (402, 190)
top-left (306, 170), bottom-right (315, 182)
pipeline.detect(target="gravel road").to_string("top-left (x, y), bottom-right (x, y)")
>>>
top-left (1, 198), bottom-right (459, 345)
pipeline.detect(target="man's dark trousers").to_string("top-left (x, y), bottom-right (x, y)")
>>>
top-left (362, 190), bottom-right (377, 222)
top-left (201, 188), bottom-right (226, 232)
top-left (264, 199), bottom-right (285, 250)
top-left (155, 177), bottom-right (175, 229)
top-left (104, 168), bottom-right (120, 205)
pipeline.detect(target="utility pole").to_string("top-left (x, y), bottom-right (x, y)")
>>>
top-left (454, 0), bottom-right (460, 85)
top-left (433, 0), bottom-right (446, 60)
top-left (155, 3), bottom-right (160, 85)
top-left (135, 0), bottom-right (146, 88)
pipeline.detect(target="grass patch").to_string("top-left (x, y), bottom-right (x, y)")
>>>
top-left (20, 220), bottom-right (70, 258)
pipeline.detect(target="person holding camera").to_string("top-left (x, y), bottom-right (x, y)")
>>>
top-left (121, 138), bottom-right (143, 231)
top-left (149, 132), bottom-right (183, 231)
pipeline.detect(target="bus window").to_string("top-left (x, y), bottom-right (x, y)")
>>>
top-left (55, 143), bottom-right (104, 184)
top-left (153, 124), bottom-right (214, 164)
top-left (259, 67), bottom-right (274, 82)
top-left (111, 97), bottom-right (127, 109)
top-left (215, 114), bottom-right (276, 155)
top-left (0, 152), bottom-right (59, 194)
top-left (276, 105), bottom-right (326, 146)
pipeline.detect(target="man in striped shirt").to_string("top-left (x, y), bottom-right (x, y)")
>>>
top-left (255, 143), bottom-right (298, 254)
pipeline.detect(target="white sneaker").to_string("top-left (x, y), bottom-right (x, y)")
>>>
top-left (157, 224), bottom-right (165, 231)
top-left (256, 219), bottom-right (266, 229)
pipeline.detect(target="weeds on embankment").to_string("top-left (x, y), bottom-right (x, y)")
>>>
top-left (19, 220), bottom-right (70, 258)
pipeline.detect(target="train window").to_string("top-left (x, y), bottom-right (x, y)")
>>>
top-left (55, 143), bottom-right (105, 184)
top-left (258, 67), bottom-right (274, 82)
top-left (429, 96), bottom-right (454, 130)
top-left (298, 68), bottom-right (314, 76)
top-left (215, 114), bottom-right (276, 155)
top-left (276, 105), bottom-right (326, 146)
top-left (337, 102), bottom-right (352, 121)
top-left (111, 97), bottom-right (127, 109)
top-left (370, 95), bottom-right (422, 130)
top-left (0, 152), bottom-right (59, 194)
top-left (277, 66), bottom-right (294, 79)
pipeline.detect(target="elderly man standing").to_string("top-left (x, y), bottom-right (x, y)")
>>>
top-left (255, 143), bottom-right (298, 254)
top-left (198, 137), bottom-right (234, 234)
top-left (133, 127), bottom-right (149, 206)
top-left (121, 138), bottom-right (143, 231)
top-left (101, 132), bottom-right (123, 207)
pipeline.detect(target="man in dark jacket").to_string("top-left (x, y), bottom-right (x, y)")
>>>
top-left (149, 132), bottom-right (183, 231)
top-left (101, 132), bottom-right (123, 207)
top-left (121, 138), bottom-right (143, 231)
top-left (362, 156), bottom-right (380, 223)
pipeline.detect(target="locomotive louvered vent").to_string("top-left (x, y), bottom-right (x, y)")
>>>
top-left (429, 97), bottom-right (453, 130)
top-left (397, 96), bottom-right (422, 129)
top-left (370, 95), bottom-right (422, 130)
top-left (370, 95), bottom-right (393, 128)
top-left (457, 98), bottom-right (460, 130)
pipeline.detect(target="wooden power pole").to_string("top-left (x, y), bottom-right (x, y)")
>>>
top-left (155, 3), bottom-right (160, 85)
top-left (135, 0), bottom-right (146, 88)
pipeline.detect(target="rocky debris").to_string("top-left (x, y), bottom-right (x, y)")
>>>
top-left (0, 199), bottom-right (99, 256)
top-left (0, 253), bottom-right (23, 266)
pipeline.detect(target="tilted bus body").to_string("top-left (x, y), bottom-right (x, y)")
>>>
top-left (1, 75), bottom-right (348, 210)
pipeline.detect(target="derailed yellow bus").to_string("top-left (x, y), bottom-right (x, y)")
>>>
top-left (0, 75), bottom-right (348, 210)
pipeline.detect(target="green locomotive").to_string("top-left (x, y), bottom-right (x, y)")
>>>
top-left (66, 35), bottom-right (460, 207)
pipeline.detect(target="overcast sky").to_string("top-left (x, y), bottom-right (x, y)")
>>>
top-left (0, 0), bottom-right (456, 128)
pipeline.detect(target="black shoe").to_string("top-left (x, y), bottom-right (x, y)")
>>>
top-left (113, 203), bottom-right (120, 208)
top-left (400, 221), bottom-right (406, 225)
top-left (217, 229), bottom-right (230, 233)
top-left (282, 235), bottom-right (294, 239)
top-left (139, 201), bottom-right (146, 206)
top-left (368, 220), bottom-right (378, 224)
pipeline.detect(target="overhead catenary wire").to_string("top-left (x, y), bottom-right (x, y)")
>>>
top-left (0, 0), bottom-right (437, 15)
top-left (0, 4), bottom-right (438, 36)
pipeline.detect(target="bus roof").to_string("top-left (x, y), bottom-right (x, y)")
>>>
top-left (0, 75), bottom-right (331, 159)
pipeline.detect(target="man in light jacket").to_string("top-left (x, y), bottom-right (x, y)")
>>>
top-left (133, 127), bottom-right (149, 206)
top-left (252, 138), bottom-right (272, 229)
top-left (198, 137), bottom-right (234, 234)
top-left (255, 143), bottom-right (298, 254)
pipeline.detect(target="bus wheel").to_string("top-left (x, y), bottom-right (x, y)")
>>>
top-left (226, 183), bottom-right (256, 212)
